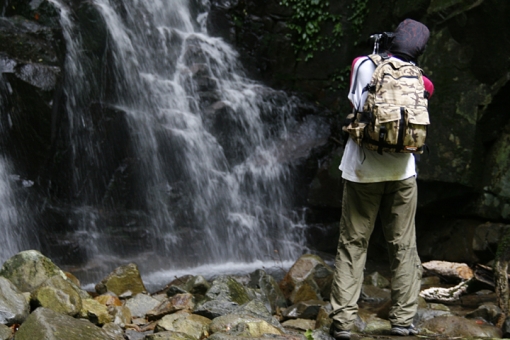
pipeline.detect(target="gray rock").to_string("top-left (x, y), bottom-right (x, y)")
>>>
top-left (102, 322), bottom-right (125, 340)
top-left (0, 250), bottom-right (66, 293)
top-left (194, 276), bottom-right (251, 318)
top-left (503, 315), bottom-right (510, 338)
top-left (420, 315), bottom-right (502, 338)
top-left (155, 311), bottom-right (211, 339)
top-left (144, 331), bottom-right (196, 340)
top-left (282, 299), bottom-right (329, 320)
top-left (363, 271), bottom-right (390, 288)
top-left (465, 302), bottom-right (502, 325)
top-left (234, 298), bottom-right (283, 331)
top-left (0, 276), bottom-right (29, 325)
top-left (208, 333), bottom-right (306, 340)
top-left (249, 269), bottom-right (287, 313)
top-left (208, 313), bottom-right (283, 338)
top-left (147, 293), bottom-right (195, 321)
top-left (14, 307), bottom-right (114, 340)
top-left (414, 306), bottom-right (452, 325)
top-left (281, 318), bottom-right (315, 331)
top-left (111, 305), bottom-right (132, 326)
top-left (309, 329), bottom-right (334, 340)
top-left (125, 329), bottom-right (151, 340)
top-left (360, 284), bottom-right (391, 303)
top-left (125, 293), bottom-right (161, 318)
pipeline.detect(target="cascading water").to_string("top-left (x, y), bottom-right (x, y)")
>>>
top-left (0, 75), bottom-right (35, 263)
top-left (49, 0), bottom-right (326, 287)
top-left (0, 158), bottom-right (25, 262)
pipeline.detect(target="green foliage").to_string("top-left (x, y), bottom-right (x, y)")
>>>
top-left (348, 0), bottom-right (369, 42)
top-left (329, 65), bottom-right (352, 91)
top-left (280, 0), bottom-right (343, 61)
top-left (279, 0), bottom-right (369, 60)
top-left (304, 329), bottom-right (314, 340)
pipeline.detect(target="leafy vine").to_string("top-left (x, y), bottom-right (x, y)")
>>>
top-left (348, 0), bottom-right (369, 44)
top-left (280, 0), bottom-right (369, 60)
top-left (279, 0), bottom-right (343, 61)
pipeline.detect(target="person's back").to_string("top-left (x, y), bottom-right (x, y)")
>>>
top-left (329, 19), bottom-right (433, 340)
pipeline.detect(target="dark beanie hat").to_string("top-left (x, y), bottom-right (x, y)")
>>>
top-left (389, 19), bottom-right (430, 61)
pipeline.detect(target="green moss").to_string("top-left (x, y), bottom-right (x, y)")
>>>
top-left (225, 277), bottom-right (251, 305)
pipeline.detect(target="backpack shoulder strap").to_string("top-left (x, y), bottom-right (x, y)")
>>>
top-left (366, 53), bottom-right (386, 66)
top-left (350, 56), bottom-right (378, 95)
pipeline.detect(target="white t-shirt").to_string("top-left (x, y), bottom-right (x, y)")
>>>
top-left (339, 56), bottom-right (416, 183)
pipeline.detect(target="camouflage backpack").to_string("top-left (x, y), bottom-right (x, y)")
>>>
top-left (344, 54), bottom-right (430, 154)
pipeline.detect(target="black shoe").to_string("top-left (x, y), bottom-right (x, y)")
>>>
top-left (391, 324), bottom-right (418, 336)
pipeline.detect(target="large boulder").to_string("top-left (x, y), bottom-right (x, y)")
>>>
top-left (279, 254), bottom-right (334, 304)
top-left (0, 276), bottom-right (29, 325)
top-left (14, 307), bottom-right (114, 340)
top-left (0, 250), bottom-right (66, 293)
top-left (194, 276), bottom-right (251, 318)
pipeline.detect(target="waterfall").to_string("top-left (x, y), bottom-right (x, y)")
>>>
top-left (0, 158), bottom-right (24, 262)
top-left (49, 0), bottom-right (321, 285)
top-left (0, 75), bottom-right (34, 263)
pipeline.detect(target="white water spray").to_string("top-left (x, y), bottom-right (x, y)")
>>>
top-left (0, 77), bottom-right (33, 263)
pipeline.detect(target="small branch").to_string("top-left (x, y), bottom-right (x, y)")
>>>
top-left (419, 279), bottom-right (473, 302)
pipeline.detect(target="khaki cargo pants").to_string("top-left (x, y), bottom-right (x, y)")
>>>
top-left (330, 176), bottom-right (422, 330)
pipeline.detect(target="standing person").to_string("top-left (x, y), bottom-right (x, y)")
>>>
top-left (329, 19), bottom-right (434, 339)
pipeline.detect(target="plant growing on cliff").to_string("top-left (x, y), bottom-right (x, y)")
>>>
top-left (348, 0), bottom-right (369, 43)
top-left (280, 0), bottom-right (343, 61)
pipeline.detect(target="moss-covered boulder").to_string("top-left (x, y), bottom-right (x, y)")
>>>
top-left (79, 298), bottom-right (113, 325)
top-left (0, 250), bottom-right (66, 293)
top-left (30, 275), bottom-right (82, 317)
top-left (194, 276), bottom-right (251, 318)
top-left (95, 263), bottom-right (146, 296)
top-left (14, 307), bottom-right (114, 340)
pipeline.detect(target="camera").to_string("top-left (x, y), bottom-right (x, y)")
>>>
top-left (370, 32), bottom-right (395, 54)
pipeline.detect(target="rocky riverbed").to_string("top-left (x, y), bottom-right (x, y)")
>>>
top-left (0, 250), bottom-right (508, 339)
